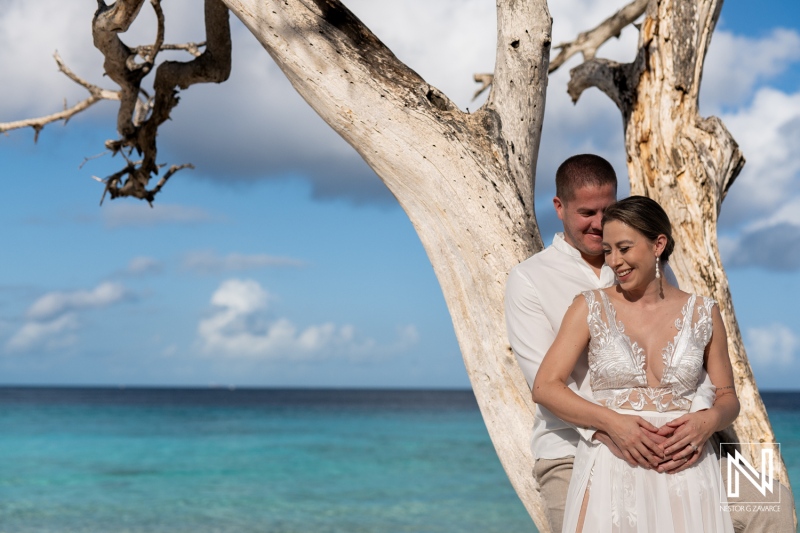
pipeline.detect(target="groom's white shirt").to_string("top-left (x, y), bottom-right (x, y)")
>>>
top-left (505, 233), bottom-right (716, 460)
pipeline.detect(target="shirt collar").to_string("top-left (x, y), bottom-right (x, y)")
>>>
top-left (551, 232), bottom-right (582, 258)
top-left (552, 232), bottom-right (616, 284)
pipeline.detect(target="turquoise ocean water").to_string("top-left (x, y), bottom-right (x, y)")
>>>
top-left (0, 388), bottom-right (797, 532)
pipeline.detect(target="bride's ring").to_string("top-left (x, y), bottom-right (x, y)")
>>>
top-left (689, 443), bottom-right (698, 453)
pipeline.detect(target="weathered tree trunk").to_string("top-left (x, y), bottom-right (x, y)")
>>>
top-left (219, 0), bottom-right (555, 527)
top-left (569, 0), bottom-right (790, 491)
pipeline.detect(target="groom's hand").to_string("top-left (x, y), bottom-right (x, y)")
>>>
top-left (603, 415), bottom-right (666, 469)
top-left (656, 449), bottom-right (701, 473)
top-left (595, 427), bottom-right (670, 467)
top-left (650, 424), bottom-right (682, 466)
top-left (592, 430), bottom-right (626, 461)
top-left (644, 426), bottom-right (670, 446)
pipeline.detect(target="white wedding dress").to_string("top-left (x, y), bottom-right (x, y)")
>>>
top-left (561, 290), bottom-right (733, 533)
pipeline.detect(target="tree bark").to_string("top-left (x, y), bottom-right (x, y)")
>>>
top-left (219, 0), bottom-right (556, 526)
top-left (569, 0), bottom-right (790, 490)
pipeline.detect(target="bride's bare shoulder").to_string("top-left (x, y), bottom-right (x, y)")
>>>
top-left (663, 285), bottom-right (691, 301)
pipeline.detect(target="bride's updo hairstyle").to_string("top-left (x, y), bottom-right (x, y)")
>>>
top-left (602, 196), bottom-right (675, 262)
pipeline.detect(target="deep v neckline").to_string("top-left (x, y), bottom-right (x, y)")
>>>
top-left (600, 291), bottom-right (695, 386)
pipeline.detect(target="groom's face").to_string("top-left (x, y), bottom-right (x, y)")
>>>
top-left (554, 183), bottom-right (617, 258)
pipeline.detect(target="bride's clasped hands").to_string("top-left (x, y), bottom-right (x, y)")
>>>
top-left (593, 407), bottom-right (718, 473)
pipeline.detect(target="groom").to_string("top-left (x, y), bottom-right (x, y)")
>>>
top-left (505, 154), bottom-right (794, 533)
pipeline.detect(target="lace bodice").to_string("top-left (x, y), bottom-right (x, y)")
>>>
top-left (582, 290), bottom-right (716, 412)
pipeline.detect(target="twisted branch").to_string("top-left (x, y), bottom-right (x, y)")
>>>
top-left (95, 161), bottom-right (194, 206)
top-left (567, 58), bottom-right (633, 111)
top-left (549, 0), bottom-right (648, 73)
top-left (134, 41), bottom-right (206, 58)
top-left (91, 0), bottom-right (231, 202)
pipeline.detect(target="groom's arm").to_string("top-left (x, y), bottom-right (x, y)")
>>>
top-left (505, 268), bottom-right (595, 443)
top-left (505, 267), bottom-right (553, 388)
top-left (689, 370), bottom-right (715, 411)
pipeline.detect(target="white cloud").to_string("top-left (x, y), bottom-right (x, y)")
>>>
top-left (348, 0), bottom-right (496, 109)
top-left (719, 88), bottom-right (800, 221)
top-left (0, 1), bottom-right (100, 119)
top-left (701, 29), bottom-right (800, 113)
top-left (721, 197), bottom-right (800, 271)
top-left (746, 196), bottom-right (800, 231)
top-left (182, 251), bottom-right (305, 274)
top-left (723, 223), bottom-right (800, 271)
top-left (6, 282), bottom-right (133, 353)
top-left (102, 203), bottom-right (219, 228)
top-left (714, 87), bottom-right (800, 269)
top-left (6, 313), bottom-right (80, 352)
top-left (197, 279), bottom-right (417, 359)
top-left (125, 256), bottom-right (164, 277)
top-left (26, 282), bottom-right (130, 321)
top-left (716, 235), bottom-right (738, 264)
top-left (746, 324), bottom-right (798, 366)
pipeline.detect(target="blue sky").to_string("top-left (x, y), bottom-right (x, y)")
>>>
top-left (1, 0), bottom-right (799, 389)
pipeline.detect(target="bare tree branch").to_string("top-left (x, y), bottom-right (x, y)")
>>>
top-left (0, 52), bottom-right (120, 139)
top-left (471, 73), bottom-right (493, 101)
top-left (134, 41), bottom-right (206, 59)
top-left (147, 163), bottom-right (195, 204)
top-left (80, 151), bottom-right (112, 169)
top-left (95, 161), bottom-right (194, 206)
top-left (566, 58), bottom-right (632, 111)
top-left (144, 0), bottom-right (165, 66)
top-left (549, 0), bottom-right (648, 73)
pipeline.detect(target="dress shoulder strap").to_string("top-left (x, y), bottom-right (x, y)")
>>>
top-left (581, 290), bottom-right (604, 332)
top-left (580, 289), bottom-right (599, 312)
top-left (693, 295), bottom-right (717, 346)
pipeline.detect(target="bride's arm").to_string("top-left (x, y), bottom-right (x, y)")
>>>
top-left (533, 295), bottom-right (666, 469)
top-left (659, 304), bottom-right (740, 471)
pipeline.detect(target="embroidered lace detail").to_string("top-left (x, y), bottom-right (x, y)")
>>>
top-left (582, 290), bottom-right (717, 413)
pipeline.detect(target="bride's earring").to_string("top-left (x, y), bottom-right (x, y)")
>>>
top-left (655, 257), bottom-right (661, 279)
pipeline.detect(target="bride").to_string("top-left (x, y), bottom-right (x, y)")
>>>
top-left (532, 196), bottom-right (739, 533)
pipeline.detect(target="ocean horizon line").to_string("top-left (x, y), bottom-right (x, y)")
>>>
top-left (1, 384), bottom-right (799, 394)
top-left (0, 384), bottom-right (477, 392)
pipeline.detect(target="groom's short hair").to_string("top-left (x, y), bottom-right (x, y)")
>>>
top-left (555, 154), bottom-right (618, 203)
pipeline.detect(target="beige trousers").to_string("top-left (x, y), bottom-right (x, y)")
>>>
top-left (534, 456), bottom-right (574, 533)
top-left (534, 456), bottom-right (796, 533)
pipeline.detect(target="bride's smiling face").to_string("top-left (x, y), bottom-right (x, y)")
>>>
top-left (602, 220), bottom-right (662, 289)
